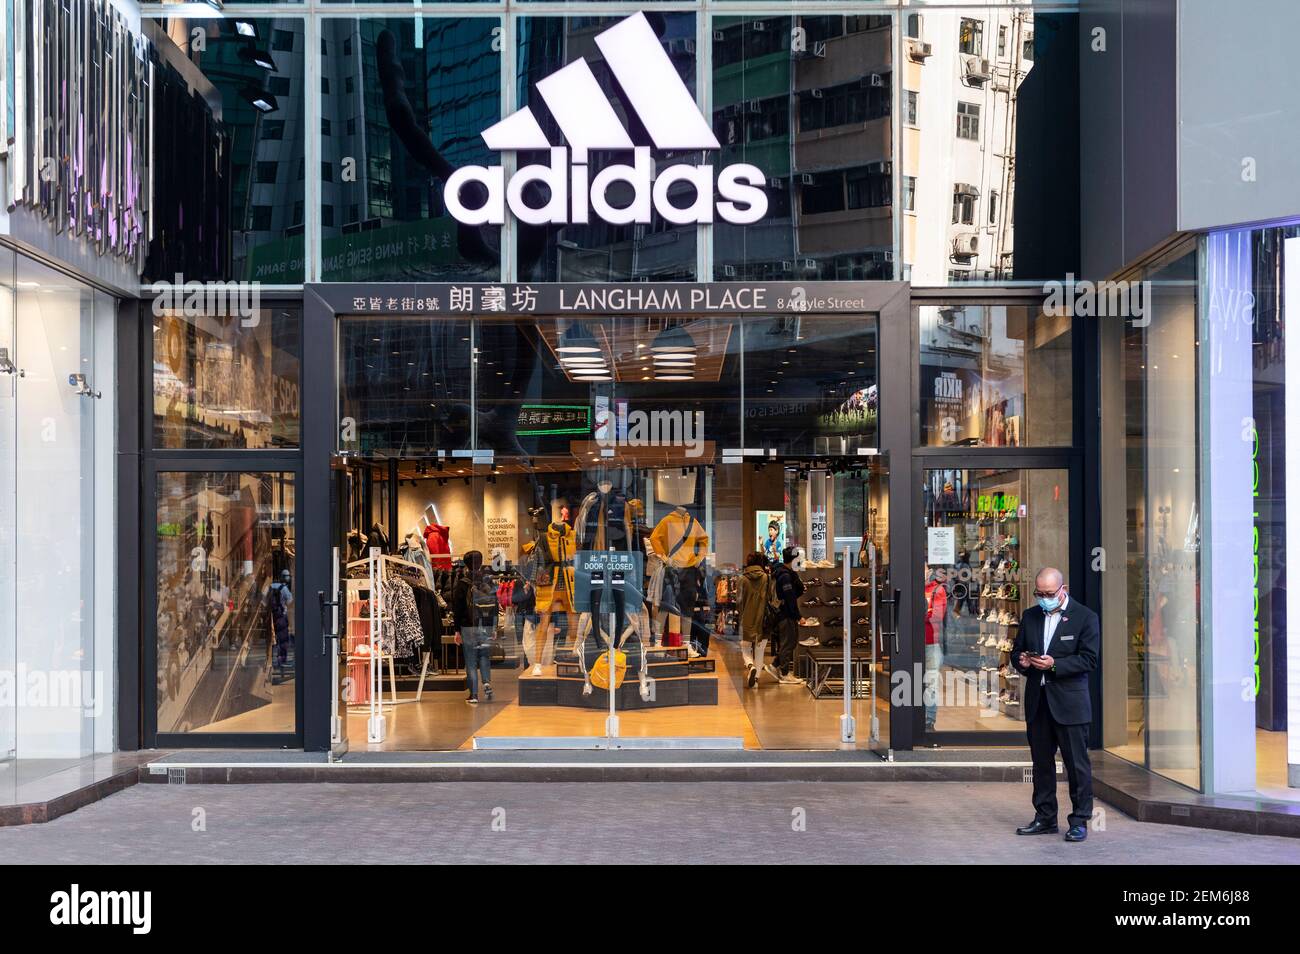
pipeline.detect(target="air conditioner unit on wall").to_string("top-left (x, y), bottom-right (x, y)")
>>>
top-left (906, 38), bottom-right (933, 62)
top-left (952, 233), bottom-right (980, 258)
top-left (963, 56), bottom-right (992, 83)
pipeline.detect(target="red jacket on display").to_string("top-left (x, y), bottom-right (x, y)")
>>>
top-left (423, 523), bottom-right (452, 569)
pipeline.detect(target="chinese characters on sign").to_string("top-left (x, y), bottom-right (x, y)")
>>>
top-left (516, 404), bottom-right (592, 436)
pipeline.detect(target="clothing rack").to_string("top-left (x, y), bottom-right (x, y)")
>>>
top-left (345, 553), bottom-right (436, 743)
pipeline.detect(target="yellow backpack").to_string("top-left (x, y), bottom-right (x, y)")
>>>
top-left (589, 649), bottom-right (628, 690)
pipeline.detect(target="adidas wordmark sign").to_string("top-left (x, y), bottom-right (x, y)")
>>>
top-left (445, 13), bottom-right (768, 227)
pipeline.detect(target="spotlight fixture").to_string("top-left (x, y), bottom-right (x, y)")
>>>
top-left (238, 46), bottom-right (277, 71)
top-left (240, 86), bottom-right (279, 113)
top-left (234, 20), bottom-right (257, 38)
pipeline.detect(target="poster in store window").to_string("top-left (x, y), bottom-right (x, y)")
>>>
top-left (927, 526), bottom-right (956, 566)
top-left (757, 510), bottom-right (786, 563)
top-left (809, 506), bottom-right (828, 563)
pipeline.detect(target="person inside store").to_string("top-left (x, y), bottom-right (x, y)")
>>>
top-left (453, 550), bottom-right (497, 705)
top-left (738, 551), bottom-right (775, 689)
top-left (922, 565), bottom-right (949, 735)
top-left (1011, 567), bottom-right (1099, 843)
top-left (768, 547), bottom-right (806, 685)
top-left (267, 569), bottom-right (294, 684)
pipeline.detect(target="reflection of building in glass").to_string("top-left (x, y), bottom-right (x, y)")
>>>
top-left (320, 19), bottom-right (500, 281)
top-left (714, 16), bottom-right (894, 281)
top-left (516, 15), bottom-right (700, 282)
top-left (902, 8), bottom-right (1034, 284)
top-left (148, 18), bottom-right (307, 282)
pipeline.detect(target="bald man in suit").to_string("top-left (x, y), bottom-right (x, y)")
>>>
top-left (1010, 568), bottom-right (1099, 843)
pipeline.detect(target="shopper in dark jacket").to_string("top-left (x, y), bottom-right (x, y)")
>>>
top-left (768, 547), bottom-right (805, 684)
top-left (738, 552), bottom-right (775, 689)
top-left (452, 551), bottom-right (496, 704)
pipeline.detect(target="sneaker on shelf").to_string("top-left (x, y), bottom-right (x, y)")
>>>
top-left (805, 577), bottom-right (822, 587)
top-left (824, 596), bottom-right (842, 606)
top-left (804, 596), bottom-right (823, 607)
top-left (798, 636), bottom-right (820, 647)
top-left (825, 617), bottom-right (843, 628)
top-left (852, 576), bottom-right (870, 586)
top-left (851, 597), bottom-right (870, 606)
top-left (826, 578), bottom-right (842, 587)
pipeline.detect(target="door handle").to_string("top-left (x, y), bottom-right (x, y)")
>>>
top-left (318, 590), bottom-right (340, 655)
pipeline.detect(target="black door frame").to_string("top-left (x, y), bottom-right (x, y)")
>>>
top-left (133, 282), bottom-right (1097, 754)
top-left (905, 289), bottom-right (1094, 748)
top-left (139, 295), bottom-right (307, 750)
top-left (299, 281), bottom-right (915, 752)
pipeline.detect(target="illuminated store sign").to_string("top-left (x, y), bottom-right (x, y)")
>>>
top-left (517, 404), bottom-right (592, 436)
top-left (445, 13), bottom-right (768, 227)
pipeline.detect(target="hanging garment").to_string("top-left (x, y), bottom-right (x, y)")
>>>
top-left (576, 489), bottom-right (636, 551)
top-left (649, 508), bottom-right (709, 569)
top-left (409, 584), bottom-right (443, 653)
top-left (383, 577), bottom-right (425, 657)
top-left (534, 523), bottom-right (576, 611)
top-left (423, 523), bottom-right (452, 569)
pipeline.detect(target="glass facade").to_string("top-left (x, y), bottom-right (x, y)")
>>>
top-left (154, 471), bottom-right (297, 735)
top-left (153, 305), bottom-right (303, 449)
top-left (136, 5), bottom-right (1080, 287)
top-left (0, 251), bottom-right (116, 782)
top-left (1100, 248), bottom-right (1202, 789)
top-left (918, 302), bottom-right (1072, 447)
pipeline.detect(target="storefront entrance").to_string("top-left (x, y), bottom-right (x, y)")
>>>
top-left (303, 281), bottom-right (912, 753)
top-left (326, 453), bottom-right (894, 753)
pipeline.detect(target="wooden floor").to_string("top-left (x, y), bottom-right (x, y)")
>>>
top-left (464, 652), bottom-right (762, 747)
top-left (181, 639), bottom-right (891, 752)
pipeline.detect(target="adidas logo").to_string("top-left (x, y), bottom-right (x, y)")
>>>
top-left (445, 13), bottom-right (768, 228)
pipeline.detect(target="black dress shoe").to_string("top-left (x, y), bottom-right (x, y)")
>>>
top-left (1064, 825), bottom-right (1087, 842)
top-left (1015, 819), bottom-right (1059, 835)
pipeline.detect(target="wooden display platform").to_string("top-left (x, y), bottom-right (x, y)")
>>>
top-left (519, 644), bottom-right (718, 708)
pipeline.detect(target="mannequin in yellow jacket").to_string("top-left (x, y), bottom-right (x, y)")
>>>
top-left (647, 506), bottom-right (709, 647)
top-left (521, 518), bottom-right (577, 669)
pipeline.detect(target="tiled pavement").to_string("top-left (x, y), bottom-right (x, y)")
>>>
top-left (3, 780), bottom-right (1298, 864)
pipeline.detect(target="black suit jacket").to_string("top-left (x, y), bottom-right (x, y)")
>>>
top-left (1010, 598), bottom-right (1099, 725)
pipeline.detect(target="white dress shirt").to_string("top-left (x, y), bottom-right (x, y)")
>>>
top-left (1040, 593), bottom-right (1069, 685)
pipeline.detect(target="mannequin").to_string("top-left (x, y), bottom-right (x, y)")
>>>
top-left (522, 505), bottom-right (577, 674)
top-left (423, 521), bottom-right (452, 569)
top-left (647, 505), bottom-right (709, 648)
top-left (574, 474), bottom-right (643, 649)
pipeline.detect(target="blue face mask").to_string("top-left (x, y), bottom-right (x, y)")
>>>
top-left (1037, 592), bottom-right (1061, 613)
